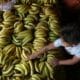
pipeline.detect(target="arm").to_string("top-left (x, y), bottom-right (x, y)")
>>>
top-left (29, 43), bottom-right (56, 59)
top-left (58, 56), bottom-right (80, 65)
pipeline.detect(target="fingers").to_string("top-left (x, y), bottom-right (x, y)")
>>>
top-left (48, 58), bottom-right (59, 67)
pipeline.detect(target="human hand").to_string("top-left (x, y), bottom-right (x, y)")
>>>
top-left (48, 58), bottom-right (59, 67)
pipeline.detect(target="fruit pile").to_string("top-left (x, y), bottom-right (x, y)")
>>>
top-left (0, 0), bottom-right (63, 80)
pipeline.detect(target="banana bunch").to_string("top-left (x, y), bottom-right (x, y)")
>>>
top-left (2, 11), bottom-right (16, 26)
top-left (29, 3), bottom-right (40, 15)
top-left (12, 35), bottom-right (22, 46)
top-left (3, 44), bottom-right (16, 55)
top-left (0, 24), bottom-right (13, 36)
top-left (14, 61), bottom-right (30, 76)
top-left (33, 53), bottom-right (55, 79)
top-left (33, 22), bottom-right (48, 51)
top-left (42, 62), bottom-right (54, 79)
top-left (14, 4), bottom-right (29, 16)
top-left (48, 15), bottom-right (60, 36)
top-left (16, 46), bottom-right (22, 58)
top-left (0, 24), bottom-right (12, 48)
top-left (14, 21), bottom-right (24, 33)
top-left (43, 0), bottom-right (56, 4)
top-left (37, 0), bottom-right (56, 5)
top-left (22, 43), bottom-right (33, 54)
top-left (39, 13), bottom-right (49, 21)
top-left (49, 31), bottom-right (59, 42)
top-left (24, 14), bottom-right (38, 29)
top-left (21, 0), bottom-right (36, 4)
top-left (29, 74), bottom-right (42, 80)
top-left (2, 64), bottom-right (14, 76)
top-left (0, 30), bottom-right (11, 48)
top-left (43, 7), bottom-right (55, 16)
top-left (14, 30), bottom-right (33, 46)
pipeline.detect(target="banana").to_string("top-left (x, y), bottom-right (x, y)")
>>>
top-left (14, 21), bottom-right (24, 33)
top-left (20, 63), bottom-right (29, 75)
top-left (31, 74), bottom-right (41, 80)
top-left (12, 35), bottom-right (21, 46)
top-left (44, 65), bottom-right (50, 77)
top-left (47, 54), bottom-right (55, 64)
top-left (25, 22), bottom-right (35, 29)
top-left (4, 15), bottom-right (16, 22)
top-left (14, 5), bottom-right (29, 14)
top-left (28, 61), bottom-right (34, 75)
top-left (38, 62), bottom-right (45, 72)
top-left (3, 44), bottom-right (16, 55)
top-left (22, 46), bottom-right (31, 53)
top-left (22, 35), bottom-right (33, 45)
top-left (42, 65), bottom-right (49, 78)
top-left (0, 38), bottom-right (10, 48)
top-left (12, 59), bottom-right (20, 65)
top-left (0, 51), bottom-right (3, 64)
top-left (3, 11), bottom-right (13, 19)
top-left (29, 7), bottom-right (40, 15)
top-left (2, 65), bottom-right (14, 76)
top-left (45, 62), bottom-right (53, 73)
top-left (31, 3), bottom-right (40, 10)
top-left (21, 49), bottom-right (28, 61)
top-left (34, 61), bottom-right (40, 73)
top-left (16, 47), bottom-right (22, 58)
top-left (15, 64), bottom-right (25, 75)
top-left (16, 30), bottom-right (32, 39)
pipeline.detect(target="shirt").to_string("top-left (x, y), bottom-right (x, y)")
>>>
top-left (0, 0), bottom-right (16, 11)
top-left (54, 38), bottom-right (80, 57)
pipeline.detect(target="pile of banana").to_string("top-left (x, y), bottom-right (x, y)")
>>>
top-left (0, 0), bottom-right (66, 80)
top-left (2, 11), bottom-right (17, 26)
top-left (24, 14), bottom-right (38, 29)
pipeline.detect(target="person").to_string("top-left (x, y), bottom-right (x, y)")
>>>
top-left (0, 0), bottom-right (16, 11)
top-left (28, 23), bottom-right (80, 66)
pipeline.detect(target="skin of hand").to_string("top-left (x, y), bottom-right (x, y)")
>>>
top-left (48, 58), bottom-right (59, 67)
top-left (48, 56), bottom-right (80, 67)
top-left (58, 56), bottom-right (80, 65)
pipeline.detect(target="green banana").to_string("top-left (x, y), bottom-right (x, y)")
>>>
top-left (34, 61), bottom-right (40, 73)
top-left (28, 61), bottom-right (34, 75)
top-left (2, 65), bottom-right (14, 76)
